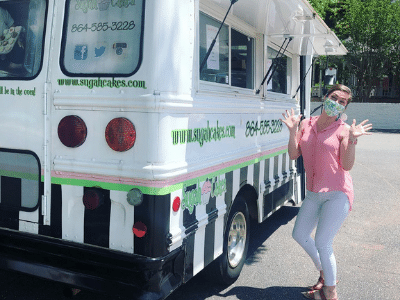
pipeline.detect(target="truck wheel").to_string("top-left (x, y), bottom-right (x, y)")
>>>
top-left (218, 198), bottom-right (250, 285)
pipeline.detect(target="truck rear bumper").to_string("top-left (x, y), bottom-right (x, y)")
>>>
top-left (0, 229), bottom-right (184, 300)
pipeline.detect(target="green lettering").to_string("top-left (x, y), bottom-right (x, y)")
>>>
top-left (111, 0), bottom-right (135, 8)
top-left (75, 0), bottom-right (99, 13)
top-left (180, 130), bottom-right (186, 144)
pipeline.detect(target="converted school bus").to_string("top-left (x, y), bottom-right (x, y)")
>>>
top-left (0, 0), bottom-right (345, 299)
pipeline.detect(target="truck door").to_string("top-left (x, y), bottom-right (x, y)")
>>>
top-left (0, 0), bottom-right (51, 231)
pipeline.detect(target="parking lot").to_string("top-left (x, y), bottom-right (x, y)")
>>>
top-left (169, 131), bottom-right (400, 300)
top-left (0, 131), bottom-right (398, 300)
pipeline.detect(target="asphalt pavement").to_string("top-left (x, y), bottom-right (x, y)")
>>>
top-left (0, 132), bottom-right (398, 300)
top-left (170, 131), bottom-right (400, 300)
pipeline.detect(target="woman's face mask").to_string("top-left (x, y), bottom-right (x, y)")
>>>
top-left (324, 98), bottom-right (345, 117)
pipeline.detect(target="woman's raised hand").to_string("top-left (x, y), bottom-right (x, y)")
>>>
top-left (281, 108), bottom-right (302, 132)
top-left (349, 119), bottom-right (373, 139)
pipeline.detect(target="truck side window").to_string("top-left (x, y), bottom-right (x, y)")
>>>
top-left (199, 13), bottom-right (229, 85)
top-left (199, 12), bottom-right (255, 89)
top-left (0, 0), bottom-right (46, 79)
top-left (231, 28), bottom-right (254, 89)
top-left (267, 46), bottom-right (292, 94)
top-left (61, 0), bottom-right (145, 77)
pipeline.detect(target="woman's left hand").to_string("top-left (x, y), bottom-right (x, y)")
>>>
top-left (349, 119), bottom-right (373, 140)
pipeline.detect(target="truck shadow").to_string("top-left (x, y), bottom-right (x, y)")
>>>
top-left (246, 205), bottom-right (299, 266)
top-left (219, 285), bottom-right (306, 300)
top-left (170, 283), bottom-right (307, 300)
top-left (169, 205), bottom-right (300, 300)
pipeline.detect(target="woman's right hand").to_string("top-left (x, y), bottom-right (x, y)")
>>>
top-left (281, 108), bottom-right (302, 132)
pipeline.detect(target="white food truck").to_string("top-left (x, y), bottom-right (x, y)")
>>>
top-left (0, 0), bottom-right (345, 299)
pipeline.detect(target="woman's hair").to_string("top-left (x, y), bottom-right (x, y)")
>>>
top-left (325, 84), bottom-right (352, 105)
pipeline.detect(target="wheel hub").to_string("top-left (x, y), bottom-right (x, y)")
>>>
top-left (227, 211), bottom-right (247, 268)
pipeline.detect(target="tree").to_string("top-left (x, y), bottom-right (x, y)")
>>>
top-left (310, 0), bottom-right (400, 102)
top-left (309, 0), bottom-right (346, 29)
top-left (309, 1), bottom-right (351, 92)
top-left (340, 0), bottom-right (400, 101)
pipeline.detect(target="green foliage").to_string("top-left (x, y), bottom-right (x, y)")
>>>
top-left (310, 0), bottom-right (400, 102)
top-left (309, 0), bottom-right (346, 29)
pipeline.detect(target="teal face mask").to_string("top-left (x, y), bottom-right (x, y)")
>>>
top-left (324, 98), bottom-right (345, 117)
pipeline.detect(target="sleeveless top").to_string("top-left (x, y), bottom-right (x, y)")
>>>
top-left (299, 116), bottom-right (354, 210)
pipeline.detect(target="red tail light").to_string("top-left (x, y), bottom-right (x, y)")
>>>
top-left (172, 197), bottom-right (181, 212)
top-left (105, 118), bottom-right (136, 152)
top-left (83, 189), bottom-right (104, 210)
top-left (132, 221), bottom-right (147, 238)
top-left (58, 115), bottom-right (87, 148)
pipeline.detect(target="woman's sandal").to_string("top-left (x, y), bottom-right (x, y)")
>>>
top-left (308, 277), bottom-right (339, 291)
top-left (302, 289), bottom-right (338, 300)
top-left (308, 276), bottom-right (324, 290)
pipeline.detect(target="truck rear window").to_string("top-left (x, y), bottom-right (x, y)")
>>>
top-left (61, 0), bottom-right (145, 77)
top-left (0, 149), bottom-right (40, 212)
top-left (0, 0), bottom-right (47, 79)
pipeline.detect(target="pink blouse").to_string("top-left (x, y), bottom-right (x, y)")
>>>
top-left (299, 116), bottom-right (354, 210)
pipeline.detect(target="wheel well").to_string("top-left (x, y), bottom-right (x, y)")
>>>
top-left (235, 184), bottom-right (258, 222)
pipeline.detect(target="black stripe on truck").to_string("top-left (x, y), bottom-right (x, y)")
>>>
top-left (182, 183), bottom-right (198, 282)
top-left (39, 183), bottom-right (63, 239)
top-left (204, 178), bottom-right (217, 267)
top-left (134, 194), bottom-right (170, 258)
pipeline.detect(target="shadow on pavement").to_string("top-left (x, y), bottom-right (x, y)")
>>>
top-left (370, 128), bottom-right (400, 134)
top-left (170, 275), bottom-right (307, 300)
top-left (169, 205), bottom-right (300, 300)
top-left (219, 285), bottom-right (307, 300)
top-left (246, 205), bottom-right (299, 266)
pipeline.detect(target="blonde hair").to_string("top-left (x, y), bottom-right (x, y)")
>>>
top-left (325, 84), bottom-right (352, 105)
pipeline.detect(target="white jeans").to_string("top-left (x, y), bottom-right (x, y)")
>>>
top-left (292, 190), bottom-right (350, 286)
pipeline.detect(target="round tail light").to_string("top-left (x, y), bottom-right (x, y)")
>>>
top-left (132, 221), bottom-right (147, 238)
top-left (105, 118), bottom-right (136, 152)
top-left (172, 197), bottom-right (181, 212)
top-left (58, 115), bottom-right (87, 148)
top-left (83, 189), bottom-right (104, 210)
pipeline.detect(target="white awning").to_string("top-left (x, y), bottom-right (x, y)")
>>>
top-left (204, 0), bottom-right (347, 56)
top-left (264, 0), bottom-right (347, 56)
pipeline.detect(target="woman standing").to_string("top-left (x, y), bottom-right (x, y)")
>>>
top-left (281, 84), bottom-right (372, 300)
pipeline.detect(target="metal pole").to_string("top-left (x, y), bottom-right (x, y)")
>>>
top-left (298, 56), bottom-right (307, 200)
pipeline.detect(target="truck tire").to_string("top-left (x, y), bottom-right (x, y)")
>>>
top-left (217, 197), bottom-right (250, 285)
